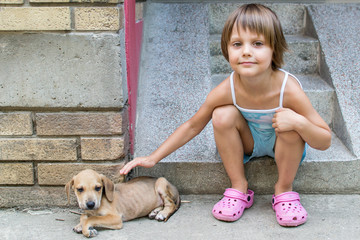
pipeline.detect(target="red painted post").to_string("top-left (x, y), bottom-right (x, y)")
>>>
top-left (125, 0), bottom-right (143, 154)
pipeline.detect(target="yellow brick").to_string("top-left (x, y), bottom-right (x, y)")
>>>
top-left (0, 163), bottom-right (34, 185)
top-left (37, 162), bottom-right (125, 185)
top-left (0, 186), bottom-right (76, 207)
top-left (0, 7), bottom-right (71, 31)
top-left (75, 7), bottom-right (121, 31)
top-left (0, 112), bottom-right (33, 136)
top-left (30, 0), bottom-right (121, 3)
top-left (30, 0), bottom-right (71, 2)
top-left (36, 112), bottom-right (123, 136)
top-left (136, 2), bottom-right (144, 21)
top-left (81, 137), bottom-right (125, 160)
top-left (0, 138), bottom-right (77, 160)
top-left (0, 0), bottom-right (23, 4)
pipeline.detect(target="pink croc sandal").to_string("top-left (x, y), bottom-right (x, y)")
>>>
top-left (212, 188), bottom-right (254, 222)
top-left (272, 191), bottom-right (308, 227)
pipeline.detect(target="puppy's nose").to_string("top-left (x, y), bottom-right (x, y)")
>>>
top-left (86, 201), bottom-right (95, 209)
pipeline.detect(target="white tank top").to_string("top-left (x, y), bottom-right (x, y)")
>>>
top-left (230, 69), bottom-right (302, 131)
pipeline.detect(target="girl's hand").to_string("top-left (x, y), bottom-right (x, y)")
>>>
top-left (272, 108), bottom-right (304, 133)
top-left (119, 156), bottom-right (157, 175)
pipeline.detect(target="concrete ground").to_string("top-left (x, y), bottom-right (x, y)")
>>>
top-left (1, 194), bottom-right (359, 240)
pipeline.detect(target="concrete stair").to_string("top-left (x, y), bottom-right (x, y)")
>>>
top-left (134, 1), bottom-right (358, 194)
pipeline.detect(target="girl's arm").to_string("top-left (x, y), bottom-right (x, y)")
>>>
top-left (272, 77), bottom-right (331, 150)
top-left (120, 79), bottom-right (232, 175)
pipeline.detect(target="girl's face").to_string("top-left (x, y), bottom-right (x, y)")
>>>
top-left (227, 25), bottom-right (273, 78)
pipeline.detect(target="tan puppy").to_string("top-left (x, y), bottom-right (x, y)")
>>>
top-left (65, 169), bottom-right (180, 238)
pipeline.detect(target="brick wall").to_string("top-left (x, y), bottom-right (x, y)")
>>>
top-left (0, 0), bottom-right (144, 207)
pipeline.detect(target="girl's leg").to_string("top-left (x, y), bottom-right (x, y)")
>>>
top-left (274, 131), bottom-right (305, 195)
top-left (212, 105), bottom-right (254, 193)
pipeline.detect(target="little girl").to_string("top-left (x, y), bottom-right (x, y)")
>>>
top-left (120, 4), bottom-right (331, 227)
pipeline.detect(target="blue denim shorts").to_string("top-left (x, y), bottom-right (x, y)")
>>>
top-left (243, 124), bottom-right (307, 164)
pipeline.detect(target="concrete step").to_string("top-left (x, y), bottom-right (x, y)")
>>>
top-left (209, 3), bottom-right (306, 35)
top-left (136, 132), bottom-right (357, 194)
top-left (210, 35), bottom-right (319, 75)
top-left (134, 2), bottom-right (357, 195)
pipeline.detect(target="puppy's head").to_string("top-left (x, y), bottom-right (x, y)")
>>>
top-left (65, 169), bottom-right (114, 210)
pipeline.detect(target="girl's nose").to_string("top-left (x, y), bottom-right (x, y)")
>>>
top-left (242, 43), bottom-right (252, 56)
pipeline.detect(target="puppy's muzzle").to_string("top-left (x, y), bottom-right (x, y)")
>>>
top-left (86, 201), bottom-right (96, 210)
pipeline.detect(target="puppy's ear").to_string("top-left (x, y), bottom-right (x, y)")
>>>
top-left (101, 175), bottom-right (114, 202)
top-left (65, 178), bottom-right (74, 205)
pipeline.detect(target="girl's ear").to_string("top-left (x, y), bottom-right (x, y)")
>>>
top-left (101, 175), bottom-right (115, 202)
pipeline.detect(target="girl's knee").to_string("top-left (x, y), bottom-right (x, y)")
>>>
top-left (212, 105), bottom-right (239, 129)
top-left (277, 131), bottom-right (303, 145)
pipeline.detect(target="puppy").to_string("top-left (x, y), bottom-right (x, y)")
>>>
top-left (65, 169), bottom-right (180, 237)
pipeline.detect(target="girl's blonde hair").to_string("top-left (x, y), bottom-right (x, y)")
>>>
top-left (221, 4), bottom-right (288, 70)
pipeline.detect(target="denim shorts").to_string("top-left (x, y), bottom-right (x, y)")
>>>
top-left (243, 124), bottom-right (307, 164)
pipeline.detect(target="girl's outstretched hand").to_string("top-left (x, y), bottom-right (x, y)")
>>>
top-left (119, 156), bottom-right (157, 175)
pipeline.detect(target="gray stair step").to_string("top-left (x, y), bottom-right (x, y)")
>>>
top-left (209, 3), bottom-right (306, 35)
top-left (136, 132), bottom-right (356, 194)
top-left (211, 73), bottom-right (334, 125)
top-left (210, 35), bottom-right (319, 75)
top-left (134, 2), bottom-right (356, 196)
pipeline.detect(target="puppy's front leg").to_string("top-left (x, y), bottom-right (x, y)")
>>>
top-left (73, 214), bottom-right (87, 234)
top-left (82, 215), bottom-right (123, 238)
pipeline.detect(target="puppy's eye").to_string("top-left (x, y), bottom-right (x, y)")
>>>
top-left (77, 187), bottom-right (84, 193)
top-left (95, 186), bottom-right (102, 192)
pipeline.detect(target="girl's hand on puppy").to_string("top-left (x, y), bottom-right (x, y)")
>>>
top-left (119, 156), bottom-right (157, 175)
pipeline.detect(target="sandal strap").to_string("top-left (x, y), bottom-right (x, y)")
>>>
top-left (224, 188), bottom-right (252, 203)
top-left (272, 191), bottom-right (300, 206)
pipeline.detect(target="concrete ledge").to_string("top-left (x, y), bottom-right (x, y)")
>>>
top-left (135, 133), bottom-right (356, 194)
top-left (0, 33), bottom-right (123, 109)
top-left (136, 157), bottom-right (359, 195)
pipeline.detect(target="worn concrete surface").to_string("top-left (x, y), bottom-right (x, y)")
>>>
top-left (1, 194), bottom-right (359, 240)
top-left (307, 4), bottom-right (360, 157)
top-left (0, 33), bottom-right (123, 109)
top-left (135, 2), bottom-right (215, 162)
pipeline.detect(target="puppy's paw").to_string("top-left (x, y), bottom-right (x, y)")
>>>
top-left (73, 224), bottom-right (83, 233)
top-left (149, 207), bottom-right (163, 220)
top-left (88, 227), bottom-right (98, 238)
top-left (83, 227), bottom-right (98, 238)
top-left (148, 209), bottom-right (160, 219)
top-left (155, 212), bottom-right (167, 222)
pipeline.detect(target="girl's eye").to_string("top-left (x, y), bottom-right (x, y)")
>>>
top-left (253, 41), bottom-right (263, 47)
top-left (233, 42), bottom-right (242, 47)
